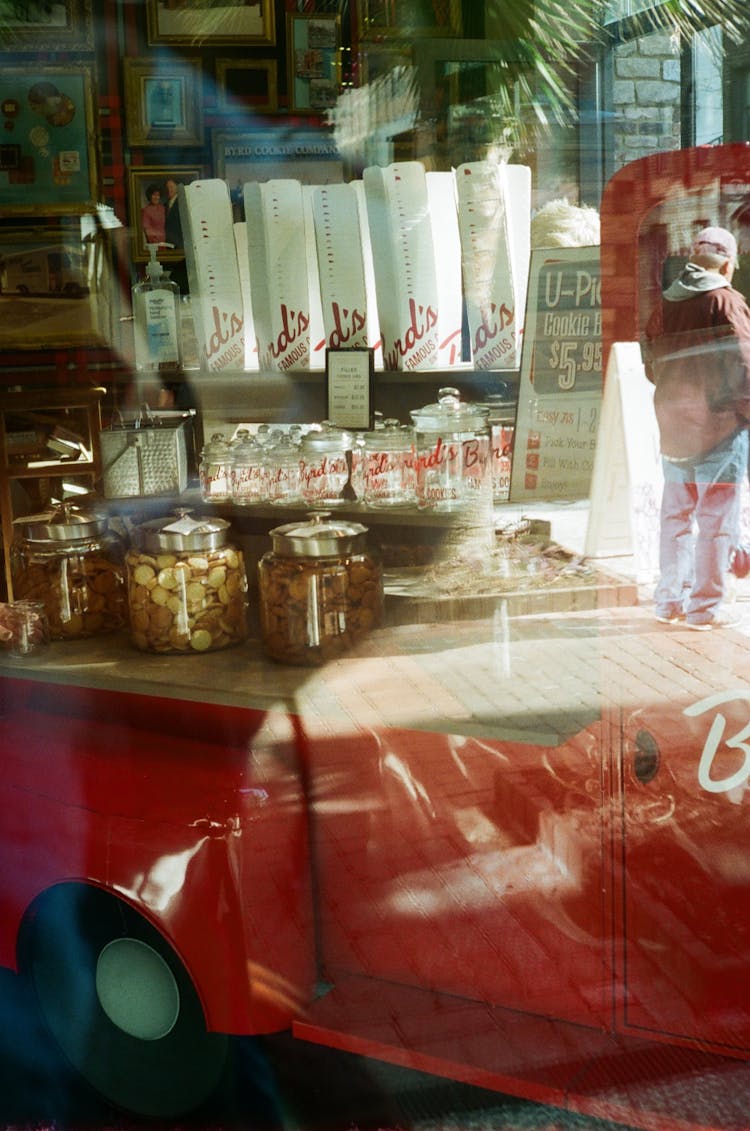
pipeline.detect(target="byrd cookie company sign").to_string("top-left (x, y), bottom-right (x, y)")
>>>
top-left (510, 246), bottom-right (603, 502)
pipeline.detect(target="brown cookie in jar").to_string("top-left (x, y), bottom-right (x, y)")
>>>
top-left (258, 511), bottom-right (383, 665)
top-left (10, 504), bottom-right (126, 640)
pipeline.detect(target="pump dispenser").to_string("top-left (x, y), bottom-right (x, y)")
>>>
top-left (132, 243), bottom-right (181, 372)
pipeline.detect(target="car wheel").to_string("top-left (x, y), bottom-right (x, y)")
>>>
top-left (20, 884), bottom-right (228, 1117)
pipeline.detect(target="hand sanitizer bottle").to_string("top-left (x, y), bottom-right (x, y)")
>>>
top-left (132, 243), bottom-right (181, 372)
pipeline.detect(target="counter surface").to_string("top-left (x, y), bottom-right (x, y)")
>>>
top-left (0, 603), bottom-right (740, 746)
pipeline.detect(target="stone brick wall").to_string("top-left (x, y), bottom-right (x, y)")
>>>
top-left (610, 30), bottom-right (682, 170)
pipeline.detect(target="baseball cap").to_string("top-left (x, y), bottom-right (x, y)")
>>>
top-left (690, 226), bottom-right (738, 263)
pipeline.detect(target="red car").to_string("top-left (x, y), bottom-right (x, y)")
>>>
top-left (1, 599), bottom-right (749, 1130)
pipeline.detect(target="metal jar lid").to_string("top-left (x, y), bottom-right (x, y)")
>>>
top-left (135, 509), bottom-right (232, 554)
top-left (268, 510), bottom-right (369, 558)
top-left (14, 502), bottom-right (109, 544)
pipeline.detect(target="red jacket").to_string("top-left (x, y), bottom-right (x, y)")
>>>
top-left (643, 273), bottom-right (750, 460)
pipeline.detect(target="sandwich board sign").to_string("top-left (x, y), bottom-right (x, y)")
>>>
top-left (584, 341), bottom-right (662, 581)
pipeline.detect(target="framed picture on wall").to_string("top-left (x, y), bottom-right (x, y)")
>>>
top-left (359, 42), bottom-right (414, 85)
top-left (212, 129), bottom-right (343, 197)
top-left (359, 0), bottom-right (461, 38)
top-left (146, 0), bottom-right (275, 46)
top-left (0, 0), bottom-right (94, 52)
top-left (124, 59), bottom-right (204, 148)
top-left (0, 65), bottom-right (98, 215)
top-left (286, 13), bottom-right (341, 114)
top-left (215, 59), bottom-right (278, 115)
top-left (128, 165), bottom-right (204, 262)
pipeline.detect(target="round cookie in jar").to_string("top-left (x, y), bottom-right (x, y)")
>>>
top-left (258, 511), bottom-right (383, 666)
top-left (127, 509), bottom-right (248, 654)
top-left (11, 503), bottom-right (126, 640)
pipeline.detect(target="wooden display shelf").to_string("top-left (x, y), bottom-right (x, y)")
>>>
top-left (0, 386), bottom-right (106, 602)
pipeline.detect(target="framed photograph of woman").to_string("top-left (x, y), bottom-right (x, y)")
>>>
top-left (0, 0), bottom-right (94, 52)
top-left (124, 59), bottom-right (204, 148)
top-left (128, 165), bottom-right (204, 262)
top-left (146, 0), bottom-right (275, 47)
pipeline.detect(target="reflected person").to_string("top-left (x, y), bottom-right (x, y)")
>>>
top-left (643, 226), bottom-right (750, 630)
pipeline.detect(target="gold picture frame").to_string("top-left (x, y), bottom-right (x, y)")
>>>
top-left (0, 65), bottom-right (98, 215)
top-left (359, 42), bottom-right (414, 85)
top-left (215, 59), bottom-right (278, 115)
top-left (128, 165), bottom-right (204, 262)
top-left (359, 0), bottom-right (461, 38)
top-left (0, 0), bottom-right (94, 52)
top-left (0, 223), bottom-right (111, 350)
top-left (146, 0), bottom-right (275, 46)
top-left (124, 58), bottom-right (204, 148)
top-left (287, 13), bottom-right (341, 115)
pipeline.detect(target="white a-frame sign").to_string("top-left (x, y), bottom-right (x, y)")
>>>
top-left (584, 341), bottom-right (662, 581)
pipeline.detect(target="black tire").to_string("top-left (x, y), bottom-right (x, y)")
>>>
top-left (19, 884), bottom-right (228, 1118)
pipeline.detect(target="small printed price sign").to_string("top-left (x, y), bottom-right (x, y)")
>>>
top-left (325, 347), bottom-right (374, 430)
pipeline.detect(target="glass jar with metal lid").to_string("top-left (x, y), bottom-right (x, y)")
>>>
top-left (258, 511), bottom-right (383, 665)
top-left (126, 509), bottom-right (248, 653)
top-left (11, 502), bottom-right (126, 640)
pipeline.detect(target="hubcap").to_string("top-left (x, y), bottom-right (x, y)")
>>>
top-left (95, 937), bottom-right (180, 1040)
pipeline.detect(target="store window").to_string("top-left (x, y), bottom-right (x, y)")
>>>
top-left (692, 24), bottom-right (724, 145)
top-left (4, 6), bottom-right (750, 1131)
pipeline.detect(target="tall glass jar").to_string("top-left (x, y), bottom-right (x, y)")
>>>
top-left (258, 511), bottom-right (383, 665)
top-left (231, 430), bottom-right (264, 506)
top-left (410, 387), bottom-right (492, 518)
top-left (361, 419), bottom-right (416, 507)
top-left (298, 422), bottom-right (353, 507)
top-left (126, 510), bottom-right (248, 653)
top-left (11, 503), bottom-right (126, 640)
top-left (484, 395), bottom-right (516, 503)
top-left (199, 432), bottom-right (232, 502)
top-left (265, 434), bottom-right (303, 506)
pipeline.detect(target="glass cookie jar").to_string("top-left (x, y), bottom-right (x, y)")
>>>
top-left (298, 422), bottom-right (353, 507)
top-left (410, 386), bottom-right (492, 514)
top-left (11, 504), bottom-right (126, 640)
top-left (126, 510), bottom-right (248, 654)
top-left (258, 511), bottom-right (383, 666)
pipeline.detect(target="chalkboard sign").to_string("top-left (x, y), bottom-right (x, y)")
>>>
top-left (509, 246), bottom-right (603, 502)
